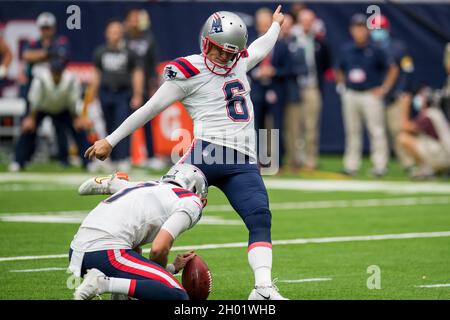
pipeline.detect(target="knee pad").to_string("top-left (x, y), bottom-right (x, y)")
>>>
top-left (243, 208), bottom-right (272, 244)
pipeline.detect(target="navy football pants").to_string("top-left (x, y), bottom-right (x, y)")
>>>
top-left (180, 139), bottom-right (272, 245)
top-left (69, 249), bottom-right (188, 300)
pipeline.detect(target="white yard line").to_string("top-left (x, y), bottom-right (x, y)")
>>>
top-left (207, 196), bottom-right (450, 212)
top-left (415, 284), bottom-right (450, 288)
top-left (9, 267), bottom-right (67, 273)
top-left (264, 179), bottom-right (450, 194)
top-left (0, 184), bottom-right (76, 192)
top-left (0, 214), bottom-right (241, 225)
top-left (278, 278), bottom-right (333, 283)
top-left (1, 196), bottom-right (449, 223)
top-left (1, 172), bottom-right (450, 193)
top-left (1, 231), bottom-right (449, 263)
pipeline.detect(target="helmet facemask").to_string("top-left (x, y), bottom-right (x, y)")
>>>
top-left (201, 37), bottom-right (246, 76)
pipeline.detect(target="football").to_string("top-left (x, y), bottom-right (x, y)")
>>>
top-left (182, 255), bottom-right (212, 300)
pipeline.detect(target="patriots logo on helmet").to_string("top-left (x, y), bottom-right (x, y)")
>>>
top-left (164, 65), bottom-right (178, 80)
top-left (209, 13), bottom-right (223, 34)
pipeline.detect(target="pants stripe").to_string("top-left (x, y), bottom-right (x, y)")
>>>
top-left (248, 241), bottom-right (272, 252)
top-left (128, 279), bottom-right (136, 296)
top-left (107, 250), bottom-right (182, 290)
top-left (178, 139), bottom-right (197, 164)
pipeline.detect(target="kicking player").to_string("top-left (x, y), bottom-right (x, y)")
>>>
top-left (85, 6), bottom-right (287, 300)
top-left (68, 163), bottom-right (208, 300)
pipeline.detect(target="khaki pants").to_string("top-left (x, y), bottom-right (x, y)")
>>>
top-left (386, 100), bottom-right (414, 168)
top-left (342, 89), bottom-right (388, 172)
top-left (300, 86), bottom-right (322, 168)
top-left (416, 134), bottom-right (450, 170)
top-left (284, 86), bottom-right (321, 168)
top-left (284, 102), bottom-right (302, 167)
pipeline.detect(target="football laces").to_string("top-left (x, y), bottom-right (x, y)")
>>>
top-left (207, 270), bottom-right (212, 293)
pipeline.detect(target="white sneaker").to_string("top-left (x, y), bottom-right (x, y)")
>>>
top-left (74, 268), bottom-right (105, 300)
top-left (8, 162), bottom-right (21, 172)
top-left (116, 160), bottom-right (131, 172)
top-left (87, 159), bottom-right (115, 173)
top-left (248, 282), bottom-right (289, 300)
top-left (78, 172), bottom-right (129, 195)
top-left (147, 157), bottom-right (167, 171)
top-left (411, 165), bottom-right (435, 180)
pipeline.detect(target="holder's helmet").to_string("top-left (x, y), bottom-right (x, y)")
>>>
top-left (160, 164), bottom-right (208, 207)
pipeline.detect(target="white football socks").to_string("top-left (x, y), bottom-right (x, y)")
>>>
top-left (97, 276), bottom-right (131, 295)
top-left (248, 245), bottom-right (273, 287)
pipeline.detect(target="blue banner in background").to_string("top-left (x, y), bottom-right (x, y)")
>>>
top-left (1, 1), bottom-right (449, 153)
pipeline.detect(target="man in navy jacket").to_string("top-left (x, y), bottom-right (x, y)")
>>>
top-left (250, 7), bottom-right (292, 168)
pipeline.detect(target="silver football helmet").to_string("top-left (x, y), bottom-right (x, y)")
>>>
top-left (200, 11), bottom-right (248, 75)
top-left (161, 163), bottom-right (208, 206)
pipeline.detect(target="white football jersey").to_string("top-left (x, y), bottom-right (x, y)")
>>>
top-left (28, 68), bottom-right (80, 115)
top-left (164, 54), bottom-right (257, 160)
top-left (70, 182), bottom-right (203, 252)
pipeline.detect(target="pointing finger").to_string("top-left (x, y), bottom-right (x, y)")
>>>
top-left (275, 5), bottom-right (282, 14)
top-left (84, 145), bottom-right (93, 159)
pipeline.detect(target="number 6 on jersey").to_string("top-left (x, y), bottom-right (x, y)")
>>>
top-left (223, 80), bottom-right (249, 122)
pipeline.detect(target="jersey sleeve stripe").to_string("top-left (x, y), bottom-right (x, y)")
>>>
top-left (177, 193), bottom-right (200, 199)
top-left (176, 58), bottom-right (201, 75)
top-left (172, 187), bottom-right (200, 200)
top-left (171, 60), bottom-right (192, 78)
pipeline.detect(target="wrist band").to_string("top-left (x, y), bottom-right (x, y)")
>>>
top-left (166, 263), bottom-right (176, 274)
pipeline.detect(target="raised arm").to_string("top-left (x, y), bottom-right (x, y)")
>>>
top-left (246, 5), bottom-right (284, 71)
top-left (85, 81), bottom-right (186, 160)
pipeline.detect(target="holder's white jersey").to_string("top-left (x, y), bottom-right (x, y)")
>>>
top-left (164, 54), bottom-right (257, 159)
top-left (70, 182), bottom-right (203, 252)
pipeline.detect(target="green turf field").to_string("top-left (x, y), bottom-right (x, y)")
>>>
top-left (0, 157), bottom-right (449, 300)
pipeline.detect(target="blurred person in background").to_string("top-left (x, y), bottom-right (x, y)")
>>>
top-left (441, 42), bottom-right (450, 120)
top-left (19, 12), bottom-right (70, 163)
top-left (280, 13), bottom-right (306, 172)
top-left (9, 56), bottom-right (90, 172)
top-left (250, 7), bottom-right (291, 167)
top-left (289, 2), bottom-right (326, 38)
top-left (0, 27), bottom-right (13, 94)
top-left (290, 8), bottom-right (331, 171)
top-left (124, 8), bottom-right (165, 171)
top-left (398, 86), bottom-right (450, 179)
top-left (370, 14), bottom-right (415, 172)
top-left (335, 14), bottom-right (398, 177)
top-left (92, 19), bottom-right (144, 172)
top-left (21, 12), bottom-right (70, 106)
top-left (0, 31), bottom-right (12, 81)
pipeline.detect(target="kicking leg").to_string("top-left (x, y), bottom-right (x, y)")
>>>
top-left (217, 168), bottom-right (287, 300)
